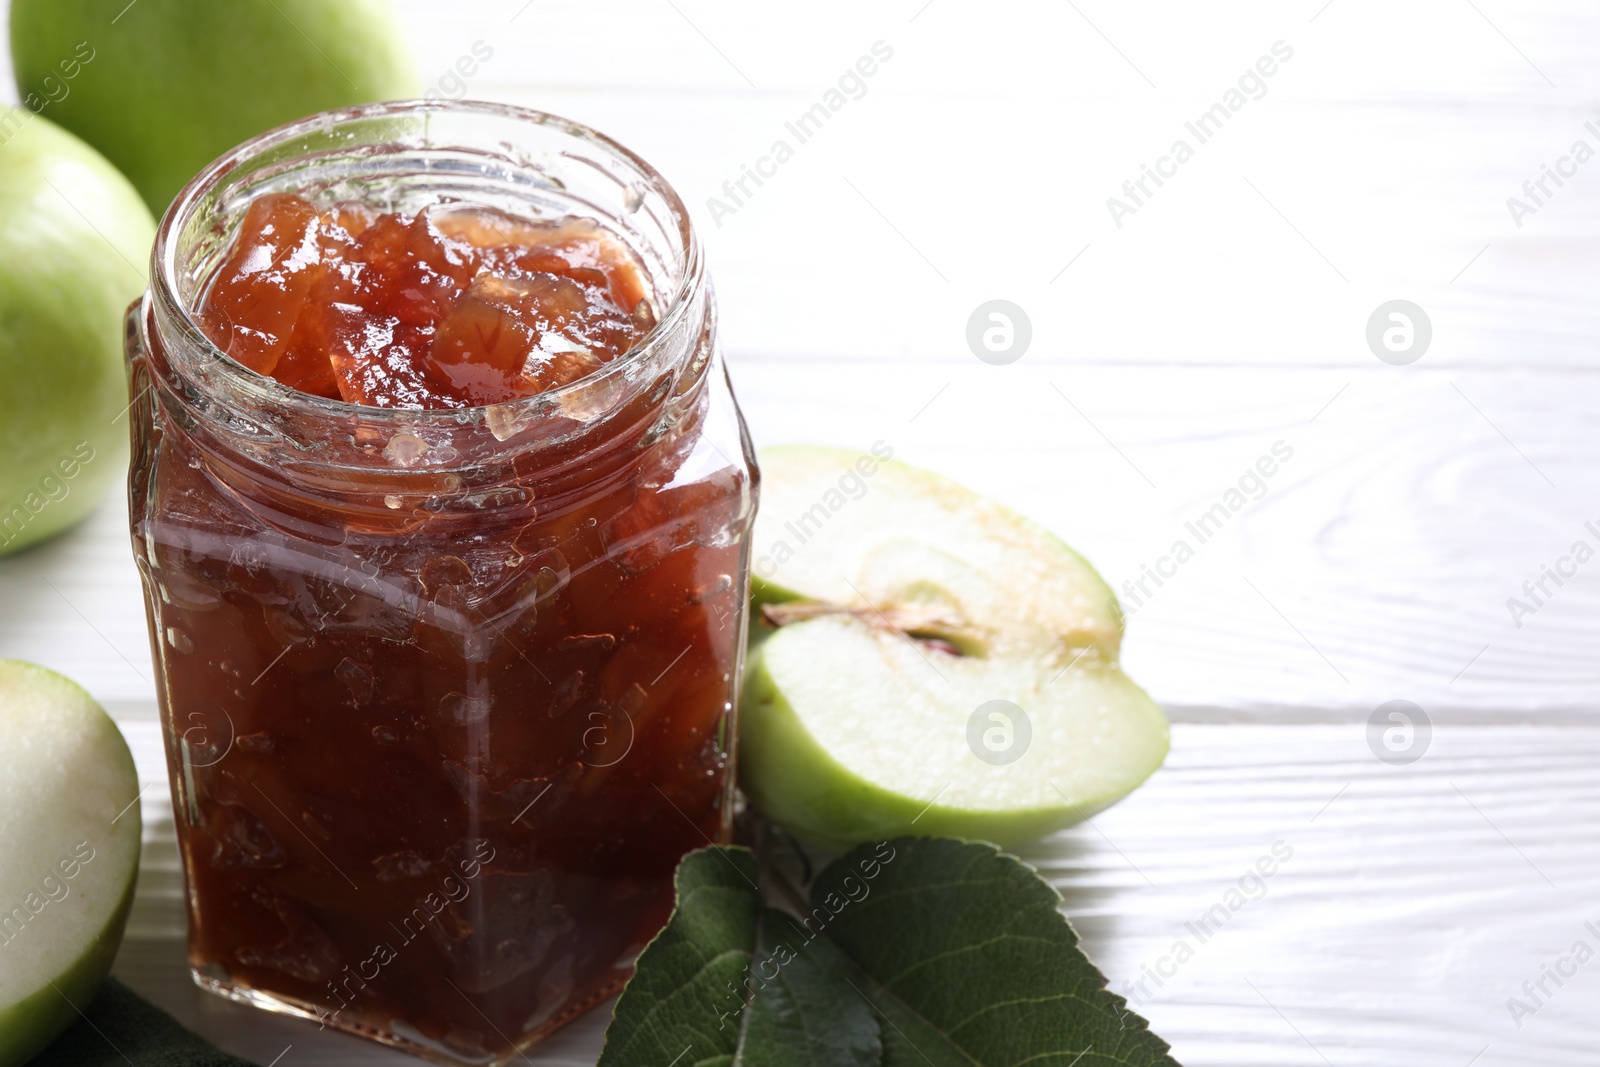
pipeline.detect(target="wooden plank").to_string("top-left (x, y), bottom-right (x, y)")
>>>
top-left (380, 4), bottom-right (1600, 370)
top-left (734, 361), bottom-right (1600, 718)
top-left (1, 3), bottom-right (1597, 1064)
top-left (387, 1), bottom-right (1600, 104)
top-left (441, 87), bottom-right (1600, 371)
top-left (8, 6), bottom-right (1596, 371)
top-left (110, 719), bottom-right (1600, 1065)
top-left (7, 364), bottom-right (1593, 717)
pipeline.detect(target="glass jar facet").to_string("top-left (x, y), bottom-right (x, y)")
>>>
top-left (127, 101), bottom-right (755, 1065)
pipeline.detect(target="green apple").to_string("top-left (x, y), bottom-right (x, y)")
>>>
top-left (10, 0), bottom-right (419, 213)
top-left (0, 661), bottom-right (141, 1067)
top-left (740, 447), bottom-right (1168, 850)
top-left (0, 114), bottom-right (153, 558)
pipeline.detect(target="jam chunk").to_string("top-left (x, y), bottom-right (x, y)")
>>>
top-left (197, 193), bottom-right (348, 392)
top-left (196, 195), bottom-right (654, 409)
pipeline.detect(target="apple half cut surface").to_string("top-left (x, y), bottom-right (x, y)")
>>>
top-left (0, 661), bottom-right (141, 1067)
top-left (740, 447), bottom-right (1168, 850)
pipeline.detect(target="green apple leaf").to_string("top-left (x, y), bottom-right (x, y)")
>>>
top-left (601, 839), bottom-right (1178, 1067)
top-left (812, 838), bottom-right (1180, 1067)
top-left (596, 847), bottom-right (879, 1067)
top-left (740, 910), bottom-right (883, 1066)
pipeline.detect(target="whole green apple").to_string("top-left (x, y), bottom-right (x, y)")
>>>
top-left (0, 660), bottom-right (141, 1067)
top-left (0, 113), bottom-right (153, 557)
top-left (10, 0), bottom-right (419, 214)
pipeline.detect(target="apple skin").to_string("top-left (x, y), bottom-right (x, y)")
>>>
top-left (0, 661), bottom-right (141, 1067)
top-left (10, 0), bottom-right (419, 213)
top-left (740, 649), bottom-right (1101, 851)
top-left (0, 880), bottom-right (135, 1067)
top-left (0, 115), bottom-right (154, 558)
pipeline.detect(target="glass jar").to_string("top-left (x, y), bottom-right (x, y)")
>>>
top-left (125, 101), bottom-right (756, 1064)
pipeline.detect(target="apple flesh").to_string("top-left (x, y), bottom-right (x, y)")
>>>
top-left (0, 661), bottom-right (141, 1067)
top-left (10, 0), bottom-right (419, 213)
top-left (739, 447), bottom-right (1168, 850)
top-left (0, 115), bottom-right (154, 557)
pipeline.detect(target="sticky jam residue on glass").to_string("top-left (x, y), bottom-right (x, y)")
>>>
top-left (195, 194), bottom-right (658, 409)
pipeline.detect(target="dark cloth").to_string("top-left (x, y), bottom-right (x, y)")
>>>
top-left (32, 979), bottom-right (256, 1066)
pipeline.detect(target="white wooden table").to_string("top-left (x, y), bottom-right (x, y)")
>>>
top-left (4, 2), bottom-right (1598, 1063)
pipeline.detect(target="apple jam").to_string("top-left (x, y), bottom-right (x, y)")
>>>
top-left (194, 194), bottom-right (658, 408)
top-left (126, 103), bottom-right (756, 1065)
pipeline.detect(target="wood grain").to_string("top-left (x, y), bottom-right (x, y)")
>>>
top-left (1, 0), bottom-right (1597, 1063)
top-left (7, 364), bottom-right (1593, 717)
top-left (110, 719), bottom-right (1600, 1066)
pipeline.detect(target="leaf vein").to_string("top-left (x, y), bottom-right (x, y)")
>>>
top-left (881, 932), bottom-right (1073, 987)
top-left (619, 945), bottom-right (753, 1057)
top-left (944, 991), bottom-right (1074, 1032)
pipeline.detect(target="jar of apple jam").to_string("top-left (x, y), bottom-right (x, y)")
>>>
top-left (125, 101), bottom-right (756, 1064)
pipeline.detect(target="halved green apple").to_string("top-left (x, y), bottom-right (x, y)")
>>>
top-left (0, 661), bottom-right (141, 1067)
top-left (739, 447), bottom-right (1168, 849)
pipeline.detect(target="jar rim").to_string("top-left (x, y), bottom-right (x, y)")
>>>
top-left (149, 98), bottom-right (702, 430)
